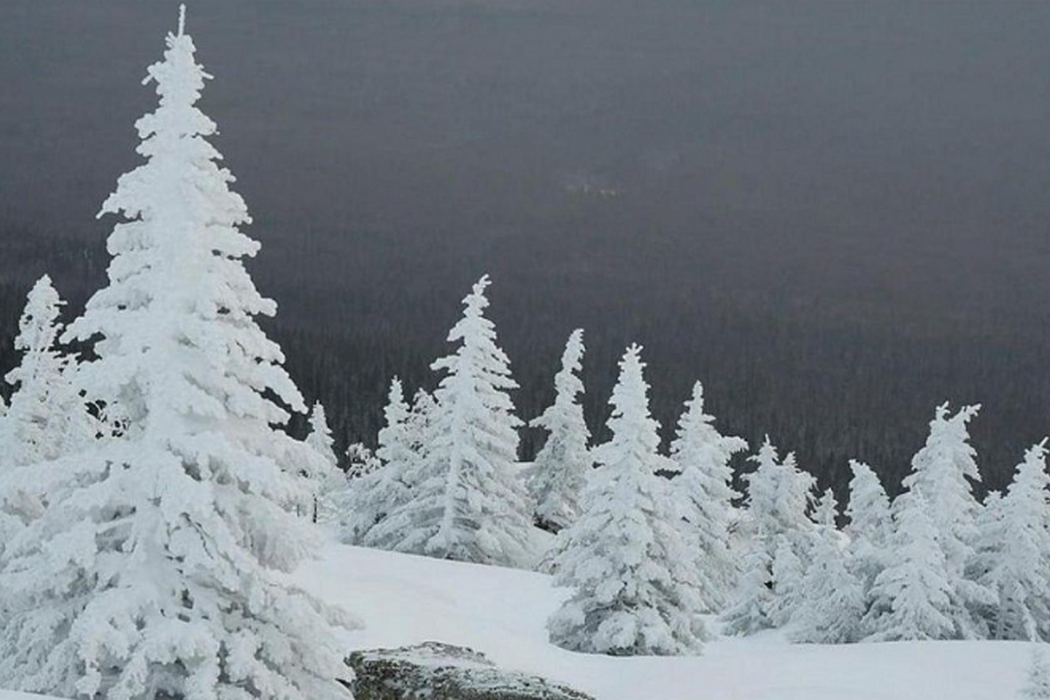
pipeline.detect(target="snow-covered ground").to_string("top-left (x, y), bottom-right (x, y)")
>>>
top-left (299, 539), bottom-right (1030, 700)
top-left (0, 537), bottom-right (1029, 700)
top-left (0, 693), bottom-right (56, 700)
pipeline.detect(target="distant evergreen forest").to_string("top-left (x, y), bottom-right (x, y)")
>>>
top-left (0, 218), bottom-right (1046, 504)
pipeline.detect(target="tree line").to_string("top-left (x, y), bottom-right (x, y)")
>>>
top-left (1, 221), bottom-right (1048, 509)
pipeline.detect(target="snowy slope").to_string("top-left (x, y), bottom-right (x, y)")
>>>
top-left (299, 539), bottom-right (1031, 700)
top-left (0, 693), bottom-right (56, 700)
top-left (0, 540), bottom-right (1029, 700)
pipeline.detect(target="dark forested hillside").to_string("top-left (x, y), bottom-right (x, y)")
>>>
top-left (3, 0), bottom-right (1050, 501)
top-left (0, 219), bottom-right (1047, 503)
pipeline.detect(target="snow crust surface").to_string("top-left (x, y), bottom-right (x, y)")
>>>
top-left (296, 540), bottom-right (1028, 700)
top-left (1, 539), bottom-right (1028, 700)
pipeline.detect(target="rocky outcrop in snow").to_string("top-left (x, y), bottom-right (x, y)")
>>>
top-left (345, 642), bottom-right (594, 700)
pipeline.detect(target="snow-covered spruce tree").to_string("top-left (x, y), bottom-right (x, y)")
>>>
top-left (306, 402), bottom-right (338, 470)
top-left (3, 275), bottom-right (95, 466)
top-left (0, 12), bottom-right (355, 699)
top-left (845, 460), bottom-right (891, 595)
top-left (303, 401), bottom-right (342, 523)
top-left (745, 437), bottom-right (816, 544)
top-left (864, 492), bottom-right (955, 641)
top-left (548, 344), bottom-right (706, 655)
top-left (371, 378), bottom-right (415, 495)
top-left (366, 276), bottom-right (536, 567)
top-left (342, 378), bottom-right (415, 545)
top-left (0, 275), bottom-right (95, 524)
top-left (406, 387), bottom-right (435, 455)
top-left (771, 487), bottom-right (843, 633)
top-left (970, 490), bottom-right (1004, 632)
top-left (792, 490), bottom-right (864, 644)
top-left (977, 441), bottom-right (1050, 641)
top-left (668, 381), bottom-right (748, 612)
top-left (527, 328), bottom-right (592, 533)
top-left (721, 542), bottom-right (774, 636)
top-left (767, 534), bottom-right (805, 628)
top-left (723, 437), bottom-right (815, 633)
top-left (973, 489), bottom-right (1004, 558)
top-left (902, 402), bottom-right (994, 638)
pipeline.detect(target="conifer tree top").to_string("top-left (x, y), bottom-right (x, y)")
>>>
top-left (561, 328), bottom-right (585, 369)
top-left (754, 434), bottom-right (778, 463)
top-left (670, 380), bottom-right (747, 464)
top-left (687, 380), bottom-right (705, 411)
top-left (600, 343), bottom-right (660, 461)
top-left (14, 275), bottom-right (62, 350)
top-left (552, 328), bottom-right (585, 396)
top-left (463, 274), bottom-right (491, 317)
top-left (531, 328), bottom-right (586, 429)
top-left (433, 273), bottom-right (518, 400)
top-left (911, 402), bottom-right (981, 481)
top-left (813, 488), bottom-right (839, 528)
top-left (310, 400), bottom-right (330, 430)
top-left (670, 382), bottom-right (710, 445)
top-left (1019, 439), bottom-right (1049, 475)
top-left (7, 275), bottom-right (64, 390)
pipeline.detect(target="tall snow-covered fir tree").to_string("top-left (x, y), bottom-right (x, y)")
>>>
top-left (0, 275), bottom-right (95, 524)
top-left (365, 276), bottom-right (536, 567)
top-left (977, 441), bottom-right (1050, 641)
top-left (902, 402), bottom-right (993, 638)
top-left (0, 11), bottom-right (356, 699)
top-left (342, 378), bottom-right (415, 545)
top-left (527, 328), bottom-right (592, 533)
top-left (845, 460), bottom-right (892, 598)
top-left (667, 381), bottom-right (748, 612)
top-left (864, 492), bottom-right (955, 641)
top-left (792, 490), bottom-right (864, 644)
top-left (548, 344), bottom-right (706, 656)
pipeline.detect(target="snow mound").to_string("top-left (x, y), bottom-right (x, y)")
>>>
top-left (299, 539), bottom-right (1032, 700)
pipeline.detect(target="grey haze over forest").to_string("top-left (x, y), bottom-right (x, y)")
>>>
top-left (2, 0), bottom-right (1050, 497)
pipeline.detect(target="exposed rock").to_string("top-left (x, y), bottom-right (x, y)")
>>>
top-left (346, 641), bottom-right (595, 700)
